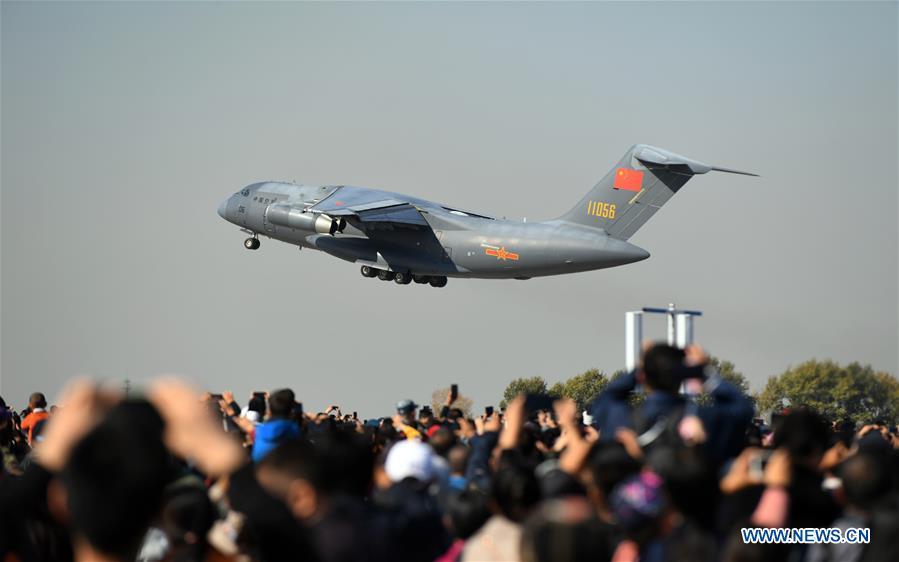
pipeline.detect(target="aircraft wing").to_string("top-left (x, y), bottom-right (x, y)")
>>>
top-left (309, 190), bottom-right (430, 227)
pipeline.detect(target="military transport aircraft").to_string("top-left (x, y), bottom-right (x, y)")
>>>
top-left (217, 144), bottom-right (755, 287)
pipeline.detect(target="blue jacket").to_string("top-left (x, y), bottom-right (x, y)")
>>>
top-left (252, 419), bottom-right (300, 463)
top-left (463, 430), bottom-right (499, 491)
top-left (590, 370), bottom-right (754, 466)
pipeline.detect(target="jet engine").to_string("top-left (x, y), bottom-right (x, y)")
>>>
top-left (266, 205), bottom-right (346, 235)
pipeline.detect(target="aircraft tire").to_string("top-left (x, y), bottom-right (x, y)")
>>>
top-left (429, 276), bottom-right (447, 288)
top-left (360, 265), bottom-right (377, 278)
top-left (394, 272), bottom-right (412, 285)
top-left (412, 275), bottom-right (430, 284)
top-left (377, 270), bottom-right (395, 281)
top-left (244, 237), bottom-right (260, 250)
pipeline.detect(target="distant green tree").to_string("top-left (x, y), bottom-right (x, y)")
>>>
top-left (499, 376), bottom-right (548, 409)
top-left (757, 360), bottom-right (899, 425)
top-left (548, 369), bottom-right (609, 412)
top-left (708, 357), bottom-right (751, 395)
top-left (696, 356), bottom-right (753, 407)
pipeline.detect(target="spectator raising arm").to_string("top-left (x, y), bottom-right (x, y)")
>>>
top-left (148, 378), bottom-right (247, 478)
top-left (590, 370), bottom-right (638, 440)
top-left (555, 398), bottom-right (593, 476)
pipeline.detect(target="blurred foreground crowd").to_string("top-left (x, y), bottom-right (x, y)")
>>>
top-left (1, 343), bottom-right (899, 562)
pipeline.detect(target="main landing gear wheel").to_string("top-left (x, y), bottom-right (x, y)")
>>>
top-left (244, 237), bottom-right (260, 250)
top-left (377, 269), bottom-right (395, 281)
top-left (412, 274), bottom-right (430, 284)
top-left (360, 265), bottom-right (377, 278)
top-left (394, 271), bottom-right (412, 285)
top-left (429, 276), bottom-right (448, 288)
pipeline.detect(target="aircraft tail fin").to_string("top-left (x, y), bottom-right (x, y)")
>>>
top-left (557, 144), bottom-right (757, 240)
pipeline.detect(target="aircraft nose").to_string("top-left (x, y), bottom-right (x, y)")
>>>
top-left (217, 198), bottom-right (229, 220)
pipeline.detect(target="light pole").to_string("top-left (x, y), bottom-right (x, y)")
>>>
top-left (625, 303), bottom-right (703, 371)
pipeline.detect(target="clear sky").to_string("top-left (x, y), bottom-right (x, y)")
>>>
top-left (2, 1), bottom-right (896, 416)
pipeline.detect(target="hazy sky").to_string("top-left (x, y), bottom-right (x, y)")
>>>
top-left (2, 1), bottom-right (897, 416)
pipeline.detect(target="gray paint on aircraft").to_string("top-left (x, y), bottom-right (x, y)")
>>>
top-left (217, 145), bottom-right (755, 285)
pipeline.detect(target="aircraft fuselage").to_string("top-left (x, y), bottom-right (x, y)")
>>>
top-left (218, 145), bottom-right (755, 286)
top-left (218, 182), bottom-right (649, 281)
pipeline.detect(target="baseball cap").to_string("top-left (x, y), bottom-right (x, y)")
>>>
top-left (396, 399), bottom-right (418, 413)
top-left (385, 439), bottom-right (436, 483)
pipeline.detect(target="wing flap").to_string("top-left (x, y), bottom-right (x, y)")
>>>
top-left (355, 204), bottom-right (429, 226)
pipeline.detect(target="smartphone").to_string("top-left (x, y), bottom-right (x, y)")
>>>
top-left (450, 384), bottom-right (458, 402)
top-left (353, 411), bottom-right (358, 419)
top-left (253, 391), bottom-right (266, 399)
top-left (293, 402), bottom-right (303, 419)
top-left (485, 406), bottom-right (494, 417)
top-left (210, 393), bottom-right (224, 400)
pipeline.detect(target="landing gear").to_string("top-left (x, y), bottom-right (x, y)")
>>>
top-left (361, 268), bottom-right (446, 287)
top-left (244, 237), bottom-right (260, 250)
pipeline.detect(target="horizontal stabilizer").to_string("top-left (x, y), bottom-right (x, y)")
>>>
top-left (634, 145), bottom-right (758, 177)
top-left (710, 166), bottom-right (759, 177)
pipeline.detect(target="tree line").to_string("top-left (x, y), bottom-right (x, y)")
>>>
top-left (491, 358), bottom-right (899, 425)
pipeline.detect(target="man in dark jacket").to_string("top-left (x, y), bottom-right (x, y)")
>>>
top-left (590, 344), bottom-right (754, 468)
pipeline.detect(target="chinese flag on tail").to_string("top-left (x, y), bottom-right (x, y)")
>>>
top-left (613, 168), bottom-right (643, 192)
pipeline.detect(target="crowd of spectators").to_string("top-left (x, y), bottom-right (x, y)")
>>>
top-left (1, 343), bottom-right (898, 562)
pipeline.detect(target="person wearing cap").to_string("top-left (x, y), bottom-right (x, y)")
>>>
top-left (396, 399), bottom-right (417, 423)
top-left (376, 440), bottom-right (451, 562)
top-left (394, 399), bottom-right (423, 441)
top-left (419, 406), bottom-right (439, 434)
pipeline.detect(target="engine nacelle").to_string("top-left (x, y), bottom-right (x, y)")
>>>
top-left (266, 205), bottom-right (345, 235)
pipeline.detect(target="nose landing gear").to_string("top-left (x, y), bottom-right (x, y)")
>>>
top-left (244, 237), bottom-right (260, 250)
